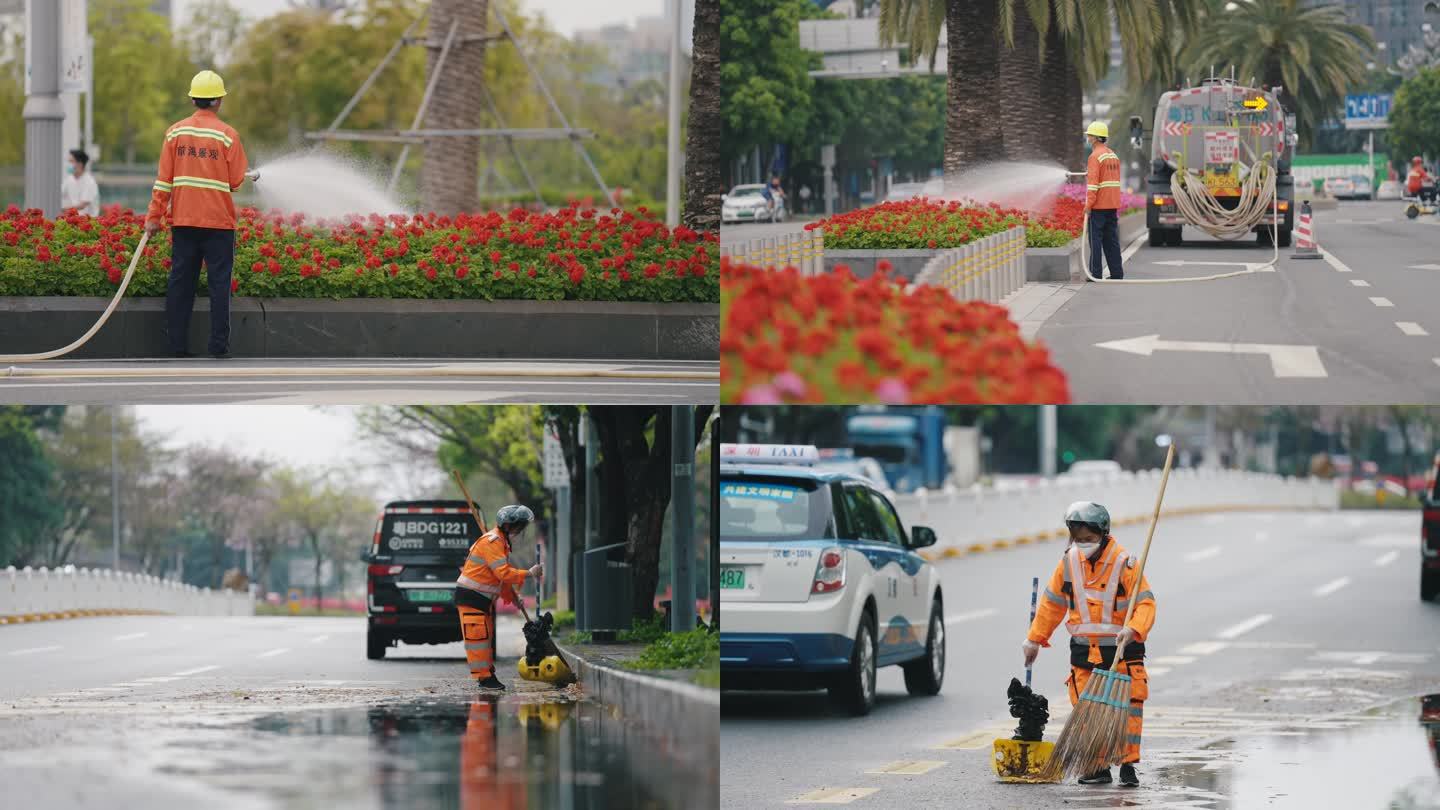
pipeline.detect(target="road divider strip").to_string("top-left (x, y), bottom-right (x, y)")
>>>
top-left (0, 566), bottom-right (253, 625)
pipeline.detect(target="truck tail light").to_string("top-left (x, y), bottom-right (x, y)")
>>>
top-left (368, 564), bottom-right (403, 576)
top-left (1277, 201), bottom-right (1290, 212)
top-left (812, 548), bottom-right (846, 594)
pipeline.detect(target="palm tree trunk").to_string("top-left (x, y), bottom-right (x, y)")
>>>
top-left (944, 0), bottom-right (1005, 185)
top-left (997, 4), bottom-right (1047, 162)
top-left (683, 0), bottom-right (721, 233)
top-left (1062, 52), bottom-right (1085, 171)
top-left (1038, 20), bottom-right (1083, 170)
top-left (419, 0), bottom-right (488, 215)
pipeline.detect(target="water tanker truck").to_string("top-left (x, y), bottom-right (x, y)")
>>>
top-left (1142, 77), bottom-right (1295, 247)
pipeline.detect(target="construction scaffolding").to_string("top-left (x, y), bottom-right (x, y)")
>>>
top-left (306, 3), bottom-right (616, 208)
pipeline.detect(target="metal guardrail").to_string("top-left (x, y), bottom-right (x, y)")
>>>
top-left (720, 229), bottom-right (824, 276)
top-left (894, 468), bottom-right (1337, 555)
top-left (0, 566), bottom-right (255, 622)
top-left (912, 226), bottom-right (1027, 304)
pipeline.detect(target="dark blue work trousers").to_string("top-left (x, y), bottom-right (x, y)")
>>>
top-left (1087, 209), bottom-right (1124, 280)
top-left (166, 226), bottom-right (234, 355)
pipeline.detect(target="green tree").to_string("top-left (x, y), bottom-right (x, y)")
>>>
top-left (177, 0), bottom-right (250, 68)
top-left (0, 407), bottom-right (62, 567)
top-left (91, 0), bottom-right (196, 164)
top-left (1185, 0), bottom-right (1373, 150)
top-left (720, 0), bottom-right (819, 172)
top-left (274, 468), bottom-right (373, 611)
top-left (1390, 69), bottom-right (1440, 166)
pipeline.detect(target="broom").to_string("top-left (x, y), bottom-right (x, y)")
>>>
top-left (1039, 442), bottom-right (1175, 781)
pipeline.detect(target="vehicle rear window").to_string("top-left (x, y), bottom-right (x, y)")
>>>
top-left (721, 476), bottom-right (833, 540)
top-left (376, 513), bottom-right (479, 558)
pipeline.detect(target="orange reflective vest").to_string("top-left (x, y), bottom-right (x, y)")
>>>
top-left (145, 108), bottom-right (248, 231)
top-left (1027, 539), bottom-right (1154, 665)
top-left (456, 528), bottom-right (529, 602)
top-left (1085, 143), bottom-right (1122, 210)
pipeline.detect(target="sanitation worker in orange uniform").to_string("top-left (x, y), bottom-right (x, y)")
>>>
top-left (454, 505), bottom-right (543, 690)
top-left (1084, 121), bottom-right (1124, 280)
top-left (1023, 501), bottom-right (1155, 787)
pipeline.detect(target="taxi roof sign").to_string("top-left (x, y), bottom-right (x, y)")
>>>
top-left (720, 443), bottom-right (819, 466)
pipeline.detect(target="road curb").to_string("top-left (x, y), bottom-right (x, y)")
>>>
top-left (555, 641), bottom-right (719, 774)
top-left (918, 504), bottom-right (1329, 562)
top-left (0, 608), bottom-right (165, 625)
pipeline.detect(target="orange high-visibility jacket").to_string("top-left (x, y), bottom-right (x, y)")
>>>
top-left (145, 108), bottom-right (248, 231)
top-left (1085, 143), bottom-right (1122, 210)
top-left (1027, 539), bottom-right (1154, 663)
top-left (456, 528), bottom-right (529, 602)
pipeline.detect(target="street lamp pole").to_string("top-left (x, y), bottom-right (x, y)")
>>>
top-left (24, 0), bottom-right (63, 217)
top-left (670, 406), bottom-right (695, 632)
top-left (110, 408), bottom-right (120, 570)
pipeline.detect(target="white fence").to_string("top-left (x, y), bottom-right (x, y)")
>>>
top-left (894, 468), bottom-right (1337, 552)
top-left (0, 566), bottom-right (254, 621)
top-left (912, 226), bottom-right (1028, 304)
top-left (720, 229), bottom-right (825, 275)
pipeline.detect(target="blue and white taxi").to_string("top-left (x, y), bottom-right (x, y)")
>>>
top-left (719, 443), bottom-right (945, 716)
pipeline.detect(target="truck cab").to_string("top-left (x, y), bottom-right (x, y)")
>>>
top-left (845, 407), bottom-right (947, 493)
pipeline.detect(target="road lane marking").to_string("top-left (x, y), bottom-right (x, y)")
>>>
top-left (1120, 231), bottom-right (1148, 263)
top-left (1374, 551), bottom-right (1399, 567)
top-left (934, 731), bottom-right (996, 750)
top-left (1151, 655), bottom-right (1198, 666)
top-left (1349, 279), bottom-right (1371, 287)
top-left (136, 676), bottom-right (185, 682)
top-left (113, 632), bottom-right (148, 641)
top-left (79, 686), bottom-right (131, 693)
top-left (171, 665), bottom-right (220, 676)
top-left (1094, 335), bottom-right (1327, 378)
top-left (1217, 614), bottom-right (1273, 640)
top-left (1321, 249), bottom-right (1355, 273)
top-left (310, 635), bottom-right (330, 644)
top-left (865, 761), bottom-right (946, 776)
top-left (1255, 531), bottom-right (1270, 542)
top-left (257, 648), bottom-right (290, 659)
top-left (1398, 322), bottom-right (1430, 336)
top-left (1180, 641), bottom-right (1231, 655)
top-left (1147, 666), bottom-right (1172, 676)
top-left (945, 608), bottom-right (999, 625)
top-left (786, 788), bottom-right (879, 804)
top-left (7, 646), bottom-right (62, 656)
top-left (1313, 576), bottom-right (1351, 597)
top-left (1183, 545), bottom-right (1222, 562)
top-left (1370, 297), bottom-right (1394, 307)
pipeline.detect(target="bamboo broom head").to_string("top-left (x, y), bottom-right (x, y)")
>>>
top-left (1039, 667), bottom-right (1133, 781)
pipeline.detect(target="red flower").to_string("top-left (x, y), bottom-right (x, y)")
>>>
top-left (252, 261), bottom-right (263, 273)
top-left (231, 277), bottom-right (239, 293)
top-left (425, 267), bottom-right (437, 281)
top-left (456, 266), bottom-right (469, 279)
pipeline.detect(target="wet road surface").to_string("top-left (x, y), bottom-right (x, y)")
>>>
top-left (0, 616), bottom-right (716, 809)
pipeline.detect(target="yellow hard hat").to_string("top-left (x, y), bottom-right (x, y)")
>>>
top-left (188, 70), bottom-right (227, 99)
top-left (1085, 121), bottom-right (1109, 138)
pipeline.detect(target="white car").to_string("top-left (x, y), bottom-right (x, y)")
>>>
top-left (718, 443), bottom-right (945, 716)
top-left (722, 184), bottom-right (785, 224)
top-left (1348, 175), bottom-right (1374, 200)
top-left (1378, 180), bottom-right (1404, 201)
top-left (1324, 176), bottom-right (1356, 199)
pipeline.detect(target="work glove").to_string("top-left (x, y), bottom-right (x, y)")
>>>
top-left (244, 169), bottom-right (260, 183)
top-left (1114, 627), bottom-right (1138, 661)
top-left (1022, 640), bottom-right (1040, 667)
top-left (528, 562), bottom-right (544, 579)
top-left (143, 219), bottom-right (161, 237)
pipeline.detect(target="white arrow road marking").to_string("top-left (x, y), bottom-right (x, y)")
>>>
top-left (1180, 641), bottom-right (1232, 656)
top-left (1397, 322), bottom-right (1429, 336)
top-left (1349, 279), bottom-right (1371, 287)
top-left (1217, 614), bottom-right (1273, 640)
top-left (1313, 576), bottom-right (1351, 597)
top-left (257, 648), bottom-right (290, 659)
top-left (945, 608), bottom-right (998, 625)
top-left (1374, 550), bottom-right (1399, 567)
top-left (7, 645), bottom-right (62, 656)
top-left (1321, 249), bottom-right (1355, 273)
top-left (1183, 544), bottom-right (1222, 562)
top-left (113, 632), bottom-right (148, 642)
top-left (1370, 297), bottom-right (1394, 307)
top-left (171, 665), bottom-right (220, 676)
top-left (1408, 264), bottom-right (1440, 270)
top-left (1095, 335), bottom-right (1328, 378)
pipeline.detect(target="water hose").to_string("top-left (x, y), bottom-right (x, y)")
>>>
top-left (0, 230), bottom-right (150, 362)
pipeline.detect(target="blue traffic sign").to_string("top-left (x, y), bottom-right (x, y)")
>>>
top-left (1344, 94), bottom-right (1392, 129)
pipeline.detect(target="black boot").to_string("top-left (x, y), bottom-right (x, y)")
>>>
top-left (1119, 763), bottom-right (1139, 787)
top-left (477, 674), bottom-right (506, 690)
top-left (1078, 767), bottom-right (1112, 785)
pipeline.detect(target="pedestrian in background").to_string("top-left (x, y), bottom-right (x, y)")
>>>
top-left (61, 148), bottom-right (99, 216)
top-left (1084, 121), bottom-right (1124, 280)
top-left (143, 70), bottom-right (256, 359)
top-left (1023, 501), bottom-right (1154, 787)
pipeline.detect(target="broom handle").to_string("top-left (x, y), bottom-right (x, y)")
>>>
top-left (1113, 443), bottom-right (1176, 664)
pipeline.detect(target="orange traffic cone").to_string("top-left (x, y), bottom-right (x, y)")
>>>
top-left (1292, 200), bottom-right (1322, 260)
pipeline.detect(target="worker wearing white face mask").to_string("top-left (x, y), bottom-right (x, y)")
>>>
top-left (1021, 500), bottom-right (1156, 788)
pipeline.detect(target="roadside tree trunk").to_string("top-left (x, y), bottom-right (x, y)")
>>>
top-left (419, 0), bottom-right (488, 215)
top-left (944, 0), bottom-right (1006, 185)
top-left (683, 0), bottom-right (721, 233)
top-left (997, 4), bottom-right (1047, 162)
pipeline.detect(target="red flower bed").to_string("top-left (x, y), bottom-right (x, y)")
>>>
top-left (721, 259), bottom-right (1070, 403)
top-left (813, 197), bottom-right (1090, 250)
top-left (0, 203), bottom-right (717, 303)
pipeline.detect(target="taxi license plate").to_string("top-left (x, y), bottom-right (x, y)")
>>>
top-left (719, 567), bottom-right (746, 589)
top-left (408, 589), bottom-right (452, 603)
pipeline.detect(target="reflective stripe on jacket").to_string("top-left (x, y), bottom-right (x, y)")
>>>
top-left (456, 528), bottom-right (528, 599)
top-left (1085, 144), bottom-right (1122, 210)
top-left (145, 108), bottom-right (248, 230)
top-left (1027, 538), bottom-right (1155, 660)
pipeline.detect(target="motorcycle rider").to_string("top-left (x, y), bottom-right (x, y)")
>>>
top-left (1406, 156), bottom-right (1434, 204)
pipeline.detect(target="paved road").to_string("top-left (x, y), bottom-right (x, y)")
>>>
top-left (0, 615), bottom-right (710, 809)
top-left (1039, 200), bottom-right (1440, 403)
top-left (721, 220), bottom-right (812, 249)
top-left (721, 510), bottom-right (1440, 808)
top-left (0, 358), bottom-right (717, 404)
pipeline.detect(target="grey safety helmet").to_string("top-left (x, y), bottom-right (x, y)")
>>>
top-left (1064, 501), bottom-right (1110, 536)
top-left (495, 504), bottom-right (535, 532)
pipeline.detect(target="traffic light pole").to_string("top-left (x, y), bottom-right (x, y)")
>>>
top-left (670, 406), bottom-right (695, 632)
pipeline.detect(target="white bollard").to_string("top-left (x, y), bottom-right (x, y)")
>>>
top-left (0, 566), bottom-right (15, 619)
